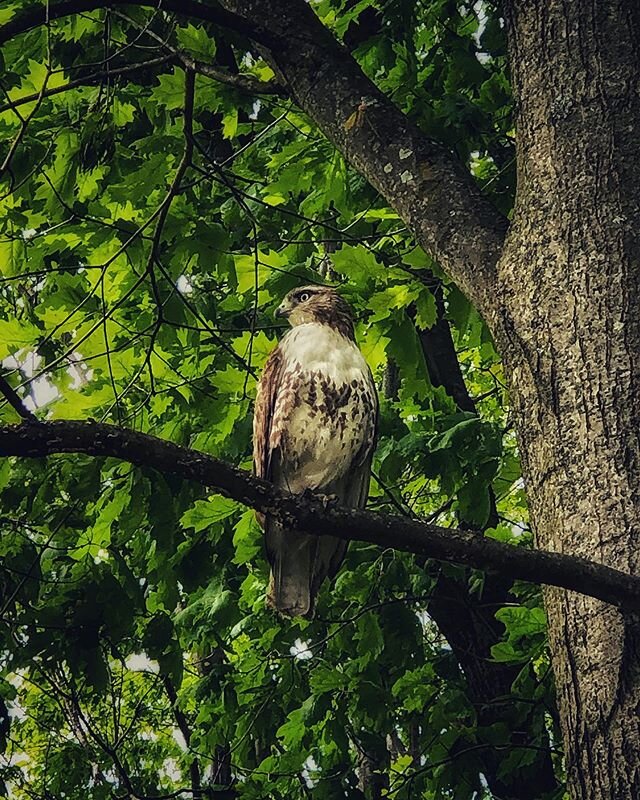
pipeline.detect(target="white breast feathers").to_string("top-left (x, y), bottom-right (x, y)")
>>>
top-left (275, 323), bottom-right (376, 493)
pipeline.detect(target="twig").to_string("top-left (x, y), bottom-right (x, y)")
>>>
top-left (0, 373), bottom-right (37, 422)
top-left (113, 10), bottom-right (285, 96)
top-left (163, 677), bottom-right (201, 797)
top-left (0, 55), bottom-right (172, 115)
top-left (146, 68), bottom-right (195, 276)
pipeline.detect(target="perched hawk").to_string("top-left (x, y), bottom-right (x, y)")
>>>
top-left (253, 286), bottom-right (378, 617)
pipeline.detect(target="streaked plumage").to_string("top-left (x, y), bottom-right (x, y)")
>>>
top-left (253, 286), bottom-right (378, 617)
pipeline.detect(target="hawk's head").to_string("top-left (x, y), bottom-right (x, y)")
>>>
top-left (276, 285), bottom-right (354, 339)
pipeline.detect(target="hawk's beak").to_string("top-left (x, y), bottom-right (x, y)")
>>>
top-left (275, 303), bottom-right (290, 319)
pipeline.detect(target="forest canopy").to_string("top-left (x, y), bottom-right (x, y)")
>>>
top-left (0, 1), bottom-right (569, 798)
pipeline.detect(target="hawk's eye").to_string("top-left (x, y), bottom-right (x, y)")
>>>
top-left (298, 291), bottom-right (311, 302)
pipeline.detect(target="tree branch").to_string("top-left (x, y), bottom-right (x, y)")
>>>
top-left (110, 11), bottom-right (286, 96)
top-left (185, 58), bottom-right (284, 95)
top-left (0, 53), bottom-right (282, 117)
top-left (162, 677), bottom-right (201, 797)
top-left (218, 0), bottom-right (507, 317)
top-left (1, 418), bottom-right (639, 611)
top-left (0, 0), bottom-right (506, 315)
top-left (0, 56), bottom-right (173, 115)
top-left (0, 0), bottom-right (280, 49)
top-left (0, 374), bottom-right (36, 422)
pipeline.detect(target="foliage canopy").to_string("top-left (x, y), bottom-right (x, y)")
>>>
top-left (0, 1), bottom-right (563, 798)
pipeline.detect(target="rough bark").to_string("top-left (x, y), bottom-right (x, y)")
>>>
top-left (356, 743), bottom-right (389, 800)
top-left (499, 2), bottom-right (640, 798)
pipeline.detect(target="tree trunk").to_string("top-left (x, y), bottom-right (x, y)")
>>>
top-left (499, 2), bottom-right (640, 797)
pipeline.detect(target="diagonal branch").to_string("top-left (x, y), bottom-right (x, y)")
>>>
top-left (0, 55), bottom-right (173, 115)
top-left (146, 68), bottom-right (195, 275)
top-left (0, 53), bottom-right (282, 118)
top-left (218, 0), bottom-right (507, 317)
top-left (0, 374), bottom-right (36, 422)
top-left (162, 677), bottom-right (201, 797)
top-left (184, 57), bottom-right (284, 95)
top-left (0, 418), bottom-right (639, 611)
top-left (111, 9), bottom-right (285, 96)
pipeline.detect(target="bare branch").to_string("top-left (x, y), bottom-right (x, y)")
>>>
top-left (146, 68), bottom-right (195, 275)
top-left (0, 63), bottom-right (52, 184)
top-left (0, 55), bottom-right (173, 115)
top-left (162, 677), bottom-right (201, 797)
top-left (0, 374), bottom-right (36, 422)
top-left (0, 28), bottom-right (281, 104)
top-left (111, 12), bottom-right (285, 96)
top-left (186, 58), bottom-right (284, 95)
top-left (0, 418), bottom-right (639, 611)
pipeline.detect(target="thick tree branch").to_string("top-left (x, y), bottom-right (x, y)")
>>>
top-left (0, 0), bottom-right (280, 49)
top-left (218, 0), bottom-right (507, 317)
top-left (1, 419), bottom-right (639, 611)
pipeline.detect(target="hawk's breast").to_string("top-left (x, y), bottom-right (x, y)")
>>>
top-left (273, 323), bottom-right (376, 492)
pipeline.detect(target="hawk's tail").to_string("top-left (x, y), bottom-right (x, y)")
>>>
top-left (266, 523), bottom-right (315, 618)
top-left (265, 521), bottom-right (346, 618)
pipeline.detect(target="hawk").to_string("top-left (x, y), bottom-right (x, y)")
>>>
top-left (253, 286), bottom-right (378, 617)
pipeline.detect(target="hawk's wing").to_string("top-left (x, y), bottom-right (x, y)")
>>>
top-left (253, 346), bottom-right (284, 483)
top-left (254, 344), bottom-right (314, 616)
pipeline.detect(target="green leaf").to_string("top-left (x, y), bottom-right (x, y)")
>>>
top-left (0, 318), bottom-right (41, 358)
top-left (415, 287), bottom-right (437, 329)
top-left (310, 666), bottom-right (346, 695)
top-left (222, 107), bottom-right (238, 139)
top-left (354, 613), bottom-right (384, 666)
top-left (276, 697), bottom-right (314, 749)
top-left (176, 24), bottom-right (217, 59)
top-left (331, 245), bottom-right (384, 287)
top-left (232, 509), bottom-right (262, 564)
top-left (181, 496), bottom-right (239, 533)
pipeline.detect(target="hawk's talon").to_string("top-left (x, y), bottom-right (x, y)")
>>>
top-left (299, 489), bottom-right (338, 509)
top-left (317, 493), bottom-right (339, 509)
